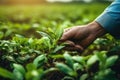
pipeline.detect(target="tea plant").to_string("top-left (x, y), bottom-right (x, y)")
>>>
top-left (0, 50), bottom-right (119, 80)
top-left (55, 51), bottom-right (118, 80)
top-left (0, 55), bottom-right (57, 80)
top-left (0, 3), bottom-right (120, 80)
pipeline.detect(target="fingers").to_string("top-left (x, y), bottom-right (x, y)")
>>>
top-left (75, 45), bottom-right (84, 51)
top-left (63, 40), bottom-right (75, 46)
top-left (63, 40), bottom-right (84, 52)
top-left (60, 28), bottom-right (74, 41)
top-left (60, 33), bottom-right (70, 41)
top-left (59, 27), bottom-right (86, 53)
top-left (78, 35), bottom-right (96, 49)
top-left (64, 45), bottom-right (84, 53)
top-left (61, 35), bottom-right (95, 53)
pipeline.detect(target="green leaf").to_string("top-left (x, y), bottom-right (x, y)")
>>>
top-left (72, 56), bottom-right (85, 65)
top-left (39, 37), bottom-right (51, 50)
top-left (55, 26), bottom-right (63, 40)
top-left (105, 55), bottom-right (118, 68)
top-left (87, 55), bottom-right (98, 67)
top-left (25, 70), bottom-right (39, 80)
top-left (50, 54), bottom-right (64, 59)
top-left (80, 74), bottom-right (88, 80)
top-left (62, 76), bottom-right (74, 80)
top-left (5, 56), bottom-right (16, 62)
top-left (52, 45), bottom-right (64, 53)
top-left (31, 70), bottom-right (39, 77)
top-left (28, 38), bottom-right (33, 44)
top-left (94, 69), bottom-right (116, 80)
top-left (37, 31), bottom-right (51, 39)
top-left (95, 51), bottom-right (107, 63)
top-left (73, 63), bottom-right (84, 71)
top-left (13, 69), bottom-right (24, 80)
top-left (13, 63), bottom-right (26, 75)
top-left (0, 68), bottom-right (14, 79)
top-left (15, 34), bottom-right (24, 38)
top-left (26, 63), bottom-right (37, 71)
top-left (55, 63), bottom-right (77, 77)
top-left (42, 37), bottom-right (51, 50)
top-left (33, 54), bottom-right (46, 67)
top-left (43, 68), bottom-right (58, 75)
top-left (63, 52), bottom-right (74, 68)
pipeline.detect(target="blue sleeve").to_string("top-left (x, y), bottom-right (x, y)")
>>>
top-left (95, 0), bottom-right (120, 39)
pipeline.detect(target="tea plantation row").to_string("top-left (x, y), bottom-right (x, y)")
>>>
top-left (0, 3), bottom-right (120, 80)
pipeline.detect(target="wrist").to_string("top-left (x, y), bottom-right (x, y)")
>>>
top-left (88, 21), bottom-right (107, 38)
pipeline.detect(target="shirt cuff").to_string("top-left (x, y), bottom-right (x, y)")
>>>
top-left (95, 11), bottom-right (120, 39)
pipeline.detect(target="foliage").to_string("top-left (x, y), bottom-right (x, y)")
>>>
top-left (0, 3), bottom-right (120, 80)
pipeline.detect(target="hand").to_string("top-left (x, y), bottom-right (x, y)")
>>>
top-left (60, 21), bottom-right (106, 53)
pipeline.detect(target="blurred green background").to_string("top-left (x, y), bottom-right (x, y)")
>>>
top-left (0, 0), bottom-right (111, 39)
top-left (2, 1), bottom-right (120, 80)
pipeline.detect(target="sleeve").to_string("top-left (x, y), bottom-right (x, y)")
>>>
top-left (95, 0), bottom-right (120, 39)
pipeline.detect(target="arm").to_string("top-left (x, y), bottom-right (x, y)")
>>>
top-left (95, 0), bottom-right (120, 39)
top-left (60, 0), bottom-right (120, 52)
top-left (60, 21), bottom-right (106, 52)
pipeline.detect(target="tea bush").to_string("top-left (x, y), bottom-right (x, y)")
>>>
top-left (0, 3), bottom-right (120, 80)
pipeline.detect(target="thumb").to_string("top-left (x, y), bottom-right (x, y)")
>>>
top-left (60, 34), bottom-right (68, 41)
top-left (60, 30), bottom-right (73, 41)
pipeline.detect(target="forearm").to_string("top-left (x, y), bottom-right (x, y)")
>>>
top-left (95, 0), bottom-right (120, 39)
top-left (88, 21), bottom-right (106, 38)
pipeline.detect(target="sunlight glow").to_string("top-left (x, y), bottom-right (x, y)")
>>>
top-left (84, 0), bottom-right (92, 3)
top-left (6, 0), bottom-right (45, 4)
top-left (46, 0), bottom-right (73, 3)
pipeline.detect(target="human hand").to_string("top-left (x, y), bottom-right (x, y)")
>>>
top-left (59, 21), bottom-right (106, 52)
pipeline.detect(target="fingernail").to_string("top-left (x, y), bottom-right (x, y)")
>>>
top-left (75, 45), bottom-right (84, 51)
